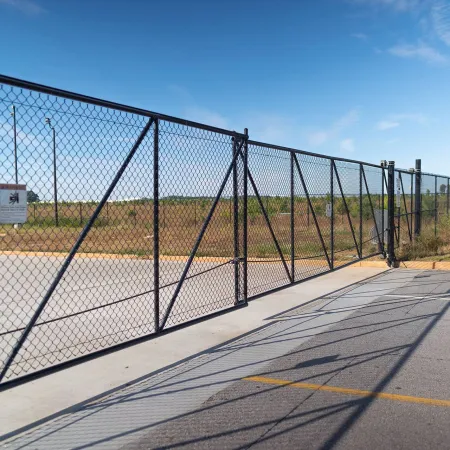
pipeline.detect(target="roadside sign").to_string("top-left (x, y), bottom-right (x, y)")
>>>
top-left (0, 184), bottom-right (27, 224)
top-left (326, 203), bottom-right (332, 217)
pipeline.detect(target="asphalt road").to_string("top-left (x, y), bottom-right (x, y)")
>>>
top-left (129, 269), bottom-right (450, 450)
top-left (3, 269), bottom-right (450, 449)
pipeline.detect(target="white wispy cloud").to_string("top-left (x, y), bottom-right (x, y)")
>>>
top-left (348, 0), bottom-right (421, 12)
top-left (0, 0), bottom-right (43, 14)
top-left (168, 85), bottom-right (230, 129)
top-left (340, 138), bottom-right (355, 152)
top-left (390, 113), bottom-right (428, 124)
top-left (308, 109), bottom-right (360, 147)
top-left (376, 113), bottom-right (428, 131)
top-left (243, 114), bottom-right (299, 145)
top-left (388, 41), bottom-right (448, 64)
top-left (431, 0), bottom-right (450, 46)
top-left (184, 106), bottom-right (229, 129)
top-left (351, 32), bottom-right (368, 40)
top-left (376, 120), bottom-right (400, 130)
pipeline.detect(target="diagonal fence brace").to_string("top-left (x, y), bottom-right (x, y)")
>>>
top-left (294, 154), bottom-right (332, 269)
top-left (332, 160), bottom-right (361, 259)
top-left (0, 117), bottom-right (155, 383)
top-left (247, 168), bottom-right (293, 283)
top-left (361, 166), bottom-right (383, 251)
top-left (159, 136), bottom-right (246, 330)
top-left (399, 172), bottom-right (412, 242)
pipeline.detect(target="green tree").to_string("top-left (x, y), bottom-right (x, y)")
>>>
top-left (27, 190), bottom-right (40, 203)
top-left (440, 184), bottom-right (447, 195)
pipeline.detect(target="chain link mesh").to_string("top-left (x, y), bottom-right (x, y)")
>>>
top-left (1, 76), bottom-right (449, 386)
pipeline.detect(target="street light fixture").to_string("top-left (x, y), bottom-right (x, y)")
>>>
top-left (45, 117), bottom-right (59, 227)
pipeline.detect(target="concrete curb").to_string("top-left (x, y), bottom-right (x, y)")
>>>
top-left (3, 251), bottom-right (450, 270)
top-left (352, 260), bottom-right (450, 270)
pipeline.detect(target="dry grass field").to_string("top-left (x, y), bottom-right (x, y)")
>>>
top-left (0, 197), bottom-right (384, 261)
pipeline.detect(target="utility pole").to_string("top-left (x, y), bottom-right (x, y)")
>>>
top-left (11, 105), bottom-right (18, 184)
top-left (45, 118), bottom-right (59, 227)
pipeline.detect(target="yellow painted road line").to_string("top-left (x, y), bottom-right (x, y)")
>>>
top-left (244, 376), bottom-right (450, 407)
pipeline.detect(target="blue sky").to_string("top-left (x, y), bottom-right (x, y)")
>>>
top-left (1, 0), bottom-right (450, 175)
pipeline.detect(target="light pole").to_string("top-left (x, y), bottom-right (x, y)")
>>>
top-left (11, 105), bottom-right (18, 184)
top-left (11, 105), bottom-right (21, 230)
top-left (45, 117), bottom-right (59, 227)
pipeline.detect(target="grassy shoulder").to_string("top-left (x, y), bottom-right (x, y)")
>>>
top-left (397, 216), bottom-right (450, 261)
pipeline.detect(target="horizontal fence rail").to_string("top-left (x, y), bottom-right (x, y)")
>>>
top-left (0, 74), bottom-right (449, 388)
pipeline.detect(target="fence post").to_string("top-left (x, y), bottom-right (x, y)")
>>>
top-left (153, 119), bottom-right (160, 333)
top-left (330, 160), bottom-right (334, 269)
top-left (414, 159), bottom-right (421, 237)
top-left (447, 177), bottom-right (449, 216)
top-left (243, 128), bottom-right (248, 301)
top-left (381, 161), bottom-right (385, 256)
top-left (359, 164), bottom-right (363, 259)
top-left (410, 171), bottom-right (414, 238)
top-left (387, 161), bottom-right (396, 266)
top-left (435, 175), bottom-right (438, 236)
top-left (232, 135), bottom-right (240, 304)
top-left (290, 151), bottom-right (295, 282)
top-left (396, 172), bottom-right (400, 246)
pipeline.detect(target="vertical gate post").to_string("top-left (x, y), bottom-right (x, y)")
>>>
top-left (359, 164), bottom-right (363, 258)
top-left (153, 119), bottom-right (160, 333)
top-left (330, 160), bottom-right (334, 270)
top-left (435, 175), bottom-right (438, 236)
top-left (396, 172), bottom-right (400, 246)
top-left (290, 152), bottom-right (295, 282)
top-left (414, 159), bottom-right (422, 237)
top-left (232, 136), bottom-right (240, 304)
top-left (447, 177), bottom-right (449, 216)
top-left (387, 161), bottom-right (396, 266)
top-left (381, 161), bottom-right (385, 256)
top-left (410, 171), bottom-right (414, 239)
top-left (243, 129), bottom-right (248, 301)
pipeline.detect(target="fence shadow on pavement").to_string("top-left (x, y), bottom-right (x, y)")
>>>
top-left (2, 270), bottom-right (450, 449)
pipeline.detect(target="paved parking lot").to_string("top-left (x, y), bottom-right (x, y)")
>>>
top-left (1, 253), bottom-right (328, 380)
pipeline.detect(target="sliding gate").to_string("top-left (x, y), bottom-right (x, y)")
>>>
top-left (246, 141), bottom-right (386, 297)
top-left (0, 75), bottom-right (401, 388)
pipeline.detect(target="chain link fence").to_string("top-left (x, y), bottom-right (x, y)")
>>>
top-left (0, 75), bottom-right (448, 388)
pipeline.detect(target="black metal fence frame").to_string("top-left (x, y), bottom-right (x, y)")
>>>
top-left (0, 74), bottom-right (448, 389)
